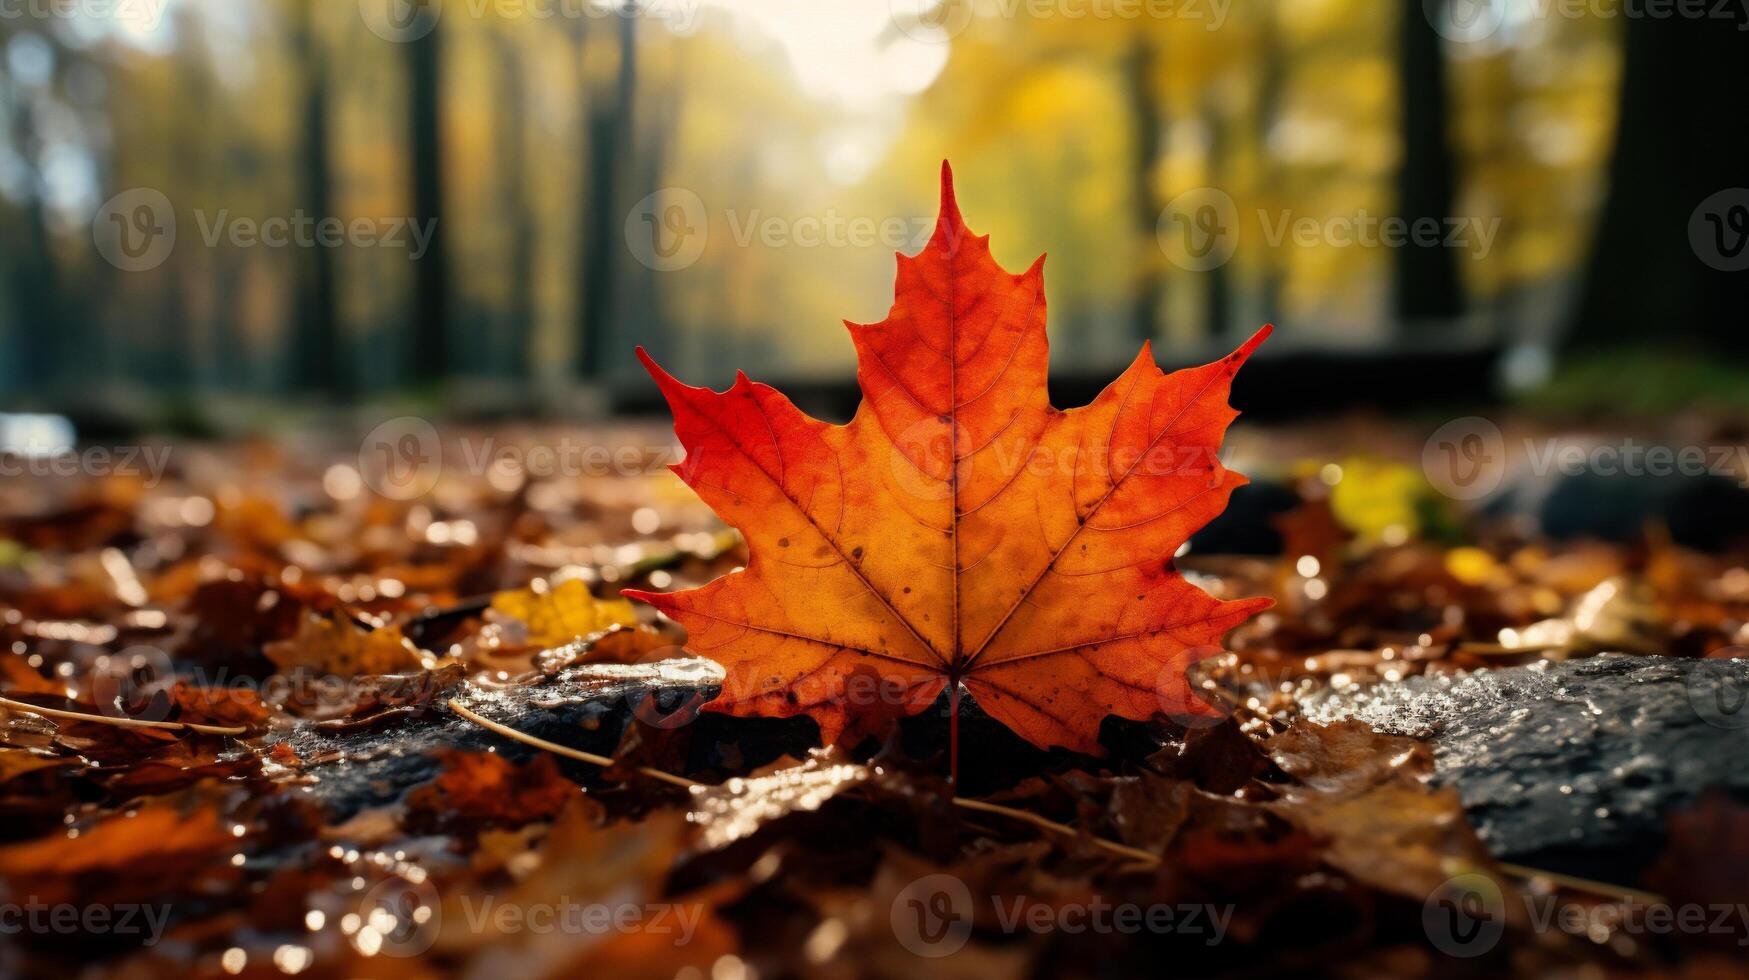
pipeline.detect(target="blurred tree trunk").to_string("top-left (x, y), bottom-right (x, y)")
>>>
top-left (291, 0), bottom-right (343, 396)
top-left (1395, 0), bottom-right (1464, 331)
top-left (1205, 100), bottom-right (1232, 341)
top-left (1570, 15), bottom-right (1749, 357)
top-left (5, 99), bottom-right (59, 392)
top-left (1124, 36), bottom-right (1164, 344)
top-left (493, 31), bottom-right (534, 382)
top-left (406, 0), bottom-right (449, 384)
top-left (1255, 7), bottom-right (1287, 330)
top-left (576, 3), bottom-right (637, 379)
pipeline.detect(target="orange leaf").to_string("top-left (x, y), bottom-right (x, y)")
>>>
top-left (626, 163), bottom-right (1271, 758)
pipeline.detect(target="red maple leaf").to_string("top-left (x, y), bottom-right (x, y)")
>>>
top-left (627, 163), bottom-right (1272, 772)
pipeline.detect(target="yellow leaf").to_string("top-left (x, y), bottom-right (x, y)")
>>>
top-left (490, 578), bottom-right (638, 649)
top-left (265, 613), bottom-right (424, 677)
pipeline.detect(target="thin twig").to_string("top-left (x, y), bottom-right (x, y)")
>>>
top-left (445, 697), bottom-right (1162, 864)
top-left (444, 698), bottom-right (696, 790)
top-left (1496, 861), bottom-right (1668, 906)
top-left (0, 694), bottom-right (247, 735)
top-left (951, 796), bottom-right (1162, 865)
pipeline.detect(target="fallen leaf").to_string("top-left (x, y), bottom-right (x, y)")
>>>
top-left (627, 163), bottom-right (1271, 756)
top-left (265, 611), bottom-right (425, 677)
top-left (491, 578), bottom-right (639, 650)
top-left (404, 750), bottom-right (581, 836)
top-left (1264, 720), bottom-right (1501, 903)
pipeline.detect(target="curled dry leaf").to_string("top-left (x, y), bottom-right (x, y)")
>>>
top-left (688, 751), bottom-right (871, 851)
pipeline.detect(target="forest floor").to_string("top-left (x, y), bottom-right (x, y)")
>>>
top-left (0, 419), bottom-right (1746, 978)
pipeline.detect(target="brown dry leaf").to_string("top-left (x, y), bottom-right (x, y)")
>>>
top-left (0, 652), bottom-right (66, 696)
top-left (311, 664), bottom-right (468, 732)
top-left (403, 750), bottom-right (581, 836)
top-left (265, 611), bottom-right (425, 676)
top-left (534, 623), bottom-right (678, 676)
top-left (0, 747), bottom-right (67, 784)
top-left (0, 792), bottom-right (240, 904)
top-left (688, 750), bottom-right (870, 851)
top-left (433, 797), bottom-right (731, 978)
top-left (1644, 790), bottom-right (1749, 949)
top-left (171, 682), bottom-right (272, 735)
top-left (1264, 720), bottom-right (1503, 904)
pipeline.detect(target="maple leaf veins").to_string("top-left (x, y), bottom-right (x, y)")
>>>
top-left (625, 163), bottom-right (1273, 756)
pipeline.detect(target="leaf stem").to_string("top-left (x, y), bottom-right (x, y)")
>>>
top-left (948, 680), bottom-right (961, 787)
top-left (1494, 861), bottom-right (1667, 906)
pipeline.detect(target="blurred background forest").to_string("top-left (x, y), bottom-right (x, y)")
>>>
top-left (0, 0), bottom-right (1746, 430)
